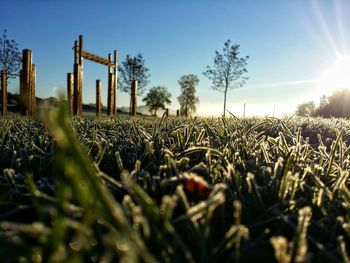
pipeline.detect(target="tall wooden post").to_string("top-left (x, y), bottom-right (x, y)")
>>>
top-left (107, 53), bottom-right (115, 116)
top-left (73, 41), bottom-right (78, 115)
top-left (73, 64), bottom-right (83, 115)
top-left (96, 80), bottom-right (102, 116)
top-left (1, 70), bottom-right (7, 116)
top-left (113, 50), bottom-right (118, 115)
top-left (73, 36), bottom-right (83, 116)
top-left (31, 64), bottom-right (36, 115)
top-left (67, 73), bottom-right (74, 113)
top-left (78, 35), bottom-right (83, 115)
top-left (20, 49), bottom-right (33, 116)
top-left (131, 80), bottom-right (138, 116)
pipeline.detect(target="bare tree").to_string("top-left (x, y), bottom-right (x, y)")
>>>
top-left (0, 30), bottom-right (21, 84)
top-left (204, 40), bottom-right (249, 117)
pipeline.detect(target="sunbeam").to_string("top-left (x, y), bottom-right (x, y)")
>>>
top-left (333, 0), bottom-right (346, 54)
top-left (248, 79), bottom-right (318, 89)
top-left (311, 0), bottom-right (341, 59)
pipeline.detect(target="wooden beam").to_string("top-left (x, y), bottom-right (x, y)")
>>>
top-left (81, 50), bottom-right (115, 67)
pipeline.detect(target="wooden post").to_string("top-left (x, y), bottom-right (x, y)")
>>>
top-left (79, 35), bottom-right (83, 65)
top-left (176, 109), bottom-right (180, 117)
top-left (1, 70), bottom-right (7, 116)
top-left (113, 50), bottom-right (117, 115)
top-left (73, 64), bottom-right (82, 116)
top-left (165, 108), bottom-right (169, 117)
top-left (31, 64), bottom-right (36, 115)
top-left (20, 49), bottom-right (32, 116)
top-left (131, 80), bottom-right (138, 116)
top-left (73, 36), bottom-right (83, 116)
top-left (107, 53), bottom-right (115, 116)
top-left (74, 41), bottom-right (79, 64)
top-left (96, 80), bottom-right (102, 116)
top-left (78, 35), bottom-right (83, 115)
top-left (67, 73), bottom-right (74, 113)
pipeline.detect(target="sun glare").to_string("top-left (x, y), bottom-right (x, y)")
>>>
top-left (318, 56), bottom-right (350, 95)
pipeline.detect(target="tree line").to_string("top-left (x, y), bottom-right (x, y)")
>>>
top-left (296, 90), bottom-right (350, 118)
top-left (1, 29), bottom-right (249, 117)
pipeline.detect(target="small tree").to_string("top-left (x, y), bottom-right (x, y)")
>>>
top-left (118, 53), bottom-right (150, 96)
top-left (296, 101), bottom-right (316, 117)
top-left (204, 40), bottom-right (249, 117)
top-left (143, 86), bottom-right (171, 116)
top-left (0, 30), bottom-right (21, 84)
top-left (177, 74), bottom-right (199, 117)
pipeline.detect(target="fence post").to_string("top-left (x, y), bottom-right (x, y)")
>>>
top-left (31, 64), bottom-right (36, 115)
top-left (113, 50), bottom-right (117, 115)
top-left (243, 103), bottom-right (246, 118)
top-left (107, 53), bottom-right (115, 116)
top-left (131, 80), bottom-right (138, 116)
top-left (73, 37), bottom-right (83, 116)
top-left (1, 70), bottom-right (7, 116)
top-left (20, 49), bottom-right (32, 116)
top-left (73, 63), bottom-right (83, 116)
top-left (67, 73), bottom-right (73, 113)
top-left (96, 80), bottom-right (102, 116)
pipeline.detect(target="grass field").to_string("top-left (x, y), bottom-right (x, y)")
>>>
top-left (1, 102), bottom-right (350, 262)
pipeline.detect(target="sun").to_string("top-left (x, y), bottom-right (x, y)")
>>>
top-left (318, 56), bottom-right (350, 95)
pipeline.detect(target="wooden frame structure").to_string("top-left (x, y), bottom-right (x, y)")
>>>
top-left (68, 35), bottom-right (118, 116)
top-left (1, 49), bottom-right (36, 116)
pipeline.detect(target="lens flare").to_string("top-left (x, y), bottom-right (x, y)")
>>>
top-left (318, 56), bottom-right (350, 95)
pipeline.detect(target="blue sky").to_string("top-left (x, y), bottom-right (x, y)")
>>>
top-left (1, 0), bottom-right (350, 116)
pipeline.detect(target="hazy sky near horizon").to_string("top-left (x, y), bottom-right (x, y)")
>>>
top-left (1, 0), bottom-right (350, 116)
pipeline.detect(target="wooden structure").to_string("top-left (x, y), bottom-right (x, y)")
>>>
top-left (69, 35), bottom-right (117, 116)
top-left (1, 70), bottom-right (7, 116)
top-left (0, 49), bottom-right (36, 116)
top-left (19, 49), bottom-right (36, 116)
top-left (131, 80), bottom-right (138, 116)
top-left (96, 80), bottom-right (102, 116)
